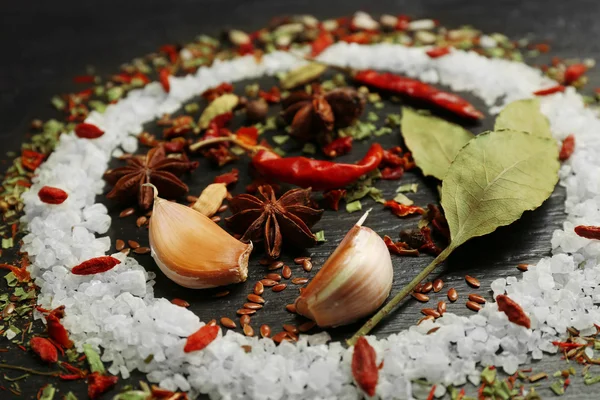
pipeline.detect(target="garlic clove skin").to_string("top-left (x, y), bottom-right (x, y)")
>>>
top-left (149, 194), bottom-right (252, 289)
top-left (295, 215), bottom-right (393, 327)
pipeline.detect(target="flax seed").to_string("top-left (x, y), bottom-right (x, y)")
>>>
top-left (220, 317), bottom-right (236, 329)
top-left (427, 327), bottom-right (440, 335)
top-left (283, 324), bottom-right (299, 334)
top-left (171, 298), bottom-right (190, 307)
top-left (214, 290), bottom-right (230, 298)
top-left (211, 216), bottom-right (221, 223)
top-left (517, 263), bottom-right (529, 272)
top-left (237, 308), bottom-right (256, 316)
top-left (417, 315), bottom-right (434, 325)
top-left (134, 246), bottom-right (150, 254)
top-left (437, 301), bottom-right (446, 315)
top-left (239, 315), bottom-right (251, 326)
top-left (259, 258), bottom-right (271, 266)
top-left (447, 288), bottom-right (458, 302)
top-left (115, 239), bottom-right (125, 251)
top-left (432, 279), bottom-right (444, 292)
top-left (421, 308), bottom-right (441, 318)
top-left (260, 279), bottom-right (277, 287)
top-left (241, 345), bottom-right (252, 353)
top-left (265, 273), bottom-right (281, 281)
top-left (119, 207), bottom-right (135, 218)
top-left (217, 205), bottom-right (228, 213)
top-left (466, 300), bottom-right (482, 312)
top-left (298, 321), bottom-right (316, 332)
top-left (272, 283), bottom-right (287, 292)
top-left (207, 319), bottom-right (217, 326)
top-left (272, 331), bottom-right (288, 344)
top-left (412, 292), bottom-right (430, 302)
top-left (282, 265), bottom-right (292, 279)
top-left (291, 277), bottom-right (309, 285)
top-left (260, 324), bottom-right (271, 338)
top-left (465, 275), bottom-right (480, 288)
top-left (421, 281), bottom-right (433, 293)
top-left (253, 281), bottom-right (264, 295)
top-left (268, 261), bottom-right (284, 270)
top-left (468, 294), bottom-right (486, 304)
top-left (286, 331), bottom-right (299, 341)
top-left (128, 240), bottom-right (140, 249)
top-left (294, 257), bottom-right (310, 265)
top-left (244, 303), bottom-right (263, 310)
top-left (302, 259), bottom-right (313, 272)
top-left (413, 283), bottom-right (423, 293)
top-left (136, 216), bottom-right (147, 227)
top-left (285, 304), bottom-right (296, 313)
top-left (243, 324), bottom-right (254, 337)
top-left (247, 294), bottom-right (265, 304)
top-left (120, 248), bottom-right (130, 256)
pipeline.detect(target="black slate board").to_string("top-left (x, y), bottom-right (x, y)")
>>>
top-left (2, 1), bottom-right (600, 399)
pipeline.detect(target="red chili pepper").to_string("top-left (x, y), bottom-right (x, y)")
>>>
top-left (75, 122), bottom-right (105, 139)
top-left (201, 82), bottom-right (234, 102)
top-left (311, 31), bottom-right (335, 57)
top-left (323, 137), bottom-right (353, 158)
top-left (46, 314), bottom-right (73, 349)
top-left (426, 385), bottom-right (436, 400)
top-left (384, 200), bottom-right (425, 217)
top-left (0, 263), bottom-right (31, 282)
top-left (73, 75), bottom-right (96, 84)
top-left (71, 256), bottom-right (121, 275)
top-left (496, 294), bottom-right (531, 329)
top-left (351, 336), bottom-right (378, 397)
top-left (322, 189), bottom-right (346, 211)
top-left (21, 149), bottom-right (45, 171)
top-left (60, 374), bottom-right (84, 381)
top-left (30, 337), bottom-right (58, 364)
top-left (564, 64), bottom-right (587, 85)
top-left (258, 86), bottom-right (281, 103)
top-left (353, 70), bottom-right (483, 120)
top-left (87, 372), bottom-right (118, 399)
top-left (574, 225), bottom-right (600, 240)
top-left (381, 166), bottom-right (404, 180)
top-left (184, 324), bottom-right (219, 353)
top-left (159, 68), bottom-right (171, 93)
top-left (559, 134), bottom-right (575, 161)
top-left (38, 186), bottom-right (69, 205)
top-left (551, 341), bottom-right (585, 350)
top-left (236, 126), bottom-right (259, 146)
top-left (533, 85), bottom-right (565, 96)
top-left (214, 168), bottom-right (239, 186)
top-left (383, 236), bottom-right (419, 256)
top-left (426, 47), bottom-right (451, 58)
top-left (252, 143), bottom-right (383, 191)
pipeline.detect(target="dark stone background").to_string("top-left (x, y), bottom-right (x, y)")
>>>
top-left (2, 0), bottom-right (600, 398)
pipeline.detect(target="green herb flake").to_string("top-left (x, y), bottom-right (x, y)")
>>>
top-left (245, 83), bottom-right (260, 97)
top-left (14, 286), bottom-right (35, 301)
top-left (367, 112), bottom-right (379, 122)
top-left (314, 231), bottom-right (326, 242)
top-left (83, 343), bottom-right (105, 374)
top-left (549, 380), bottom-right (565, 395)
top-left (107, 87), bottom-right (124, 102)
top-left (66, 348), bottom-right (79, 363)
top-left (481, 366), bottom-right (497, 385)
top-left (88, 100), bottom-right (107, 113)
top-left (63, 392), bottom-right (78, 400)
top-left (4, 272), bottom-right (17, 287)
top-left (185, 103), bottom-right (200, 113)
top-left (302, 143), bottom-right (316, 154)
top-left (346, 200), bottom-right (362, 213)
top-left (367, 93), bottom-right (381, 103)
top-left (50, 96), bottom-right (66, 110)
top-left (273, 147), bottom-right (286, 156)
top-left (39, 384), bottom-right (56, 400)
top-left (113, 390), bottom-right (149, 400)
top-left (144, 354), bottom-right (154, 364)
top-left (272, 135), bottom-right (290, 145)
top-left (229, 146), bottom-right (245, 156)
top-left (584, 373), bottom-right (600, 385)
top-left (386, 113), bottom-right (402, 127)
top-left (396, 183), bottom-right (418, 193)
top-left (393, 193), bottom-right (414, 205)
top-left (2, 238), bottom-right (14, 249)
top-left (374, 127), bottom-right (392, 137)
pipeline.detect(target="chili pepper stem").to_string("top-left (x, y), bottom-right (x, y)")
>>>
top-left (347, 245), bottom-right (454, 346)
top-left (0, 363), bottom-right (60, 377)
top-left (189, 136), bottom-right (266, 154)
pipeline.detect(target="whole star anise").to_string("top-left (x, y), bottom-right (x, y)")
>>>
top-left (226, 185), bottom-right (323, 259)
top-left (281, 87), bottom-right (365, 141)
top-left (104, 145), bottom-right (198, 210)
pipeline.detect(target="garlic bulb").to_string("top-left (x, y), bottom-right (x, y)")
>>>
top-left (295, 211), bottom-right (393, 327)
top-left (146, 185), bottom-right (252, 289)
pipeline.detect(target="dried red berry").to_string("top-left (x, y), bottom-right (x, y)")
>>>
top-left (426, 47), bottom-right (451, 58)
top-left (87, 372), bottom-right (118, 399)
top-left (183, 324), bottom-right (219, 353)
top-left (559, 134), bottom-right (575, 161)
top-left (71, 256), bottom-right (121, 275)
top-left (496, 294), bottom-right (531, 329)
top-left (38, 186), bottom-right (69, 205)
top-left (30, 337), bottom-right (58, 364)
top-left (574, 225), bottom-right (600, 240)
top-left (310, 31), bottom-right (334, 57)
top-left (75, 123), bottom-right (104, 139)
top-left (564, 64), bottom-right (587, 85)
top-left (352, 337), bottom-right (378, 396)
top-left (159, 68), bottom-right (171, 93)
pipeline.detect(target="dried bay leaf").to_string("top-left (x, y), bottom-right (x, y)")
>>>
top-left (401, 108), bottom-right (474, 180)
top-left (198, 93), bottom-right (238, 130)
top-left (494, 98), bottom-right (551, 138)
top-left (279, 63), bottom-right (328, 90)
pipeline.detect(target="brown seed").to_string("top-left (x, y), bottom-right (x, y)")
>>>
top-left (253, 281), bottom-right (264, 295)
top-left (432, 279), bottom-right (444, 292)
top-left (237, 308), bottom-right (256, 316)
top-left (268, 261), bottom-right (284, 270)
top-left (413, 283), bottom-right (423, 293)
top-left (247, 294), bottom-right (265, 304)
top-left (427, 327), bottom-right (440, 335)
top-left (466, 300), bottom-right (482, 312)
top-left (260, 279), bottom-right (277, 287)
top-left (211, 216), bottom-right (221, 223)
top-left (241, 345), bottom-right (252, 353)
top-left (240, 315), bottom-right (251, 326)
top-left (171, 298), bottom-right (190, 307)
top-left (447, 288), bottom-right (458, 302)
top-left (412, 292), bottom-right (430, 302)
top-left (265, 273), bottom-right (281, 282)
top-left (291, 277), bottom-right (309, 285)
top-left (421, 281), bottom-right (433, 293)
top-left (260, 324), bottom-right (271, 338)
top-left (517, 263), bottom-right (529, 272)
top-left (220, 317), bottom-right (236, 329)
top-left (272, 283), bottom-right (287, 292)
top-left (120, 248), bottom-right (131, 256)
top-left (217, 205), bottom-right (228, 213)
top-left (302, 259), bottom-right (313, 272)
top-left (128, 240), bottom-right (140, 249)
top-left (134, 246), bottom-right (150, 254)
top-left (214, 290), bottom-right (230, 298)
top-left (272, 331), bottom-right (288, 344)
top-left (298, 321), bottom-right (316, 332)
top-left (207, 319), bottom-right (217, 326)
top-left (286, 331), bottom-right (299, 342)
top-left (465, 275), bottom-right (480, 288)
top-left (285, 304), bottom-right (296, 313)
top-left (115, 239), bottom-right (125, 251)
top-left (468, 293), bottom-right (486, 304)
top-left (417, 315), bottom-right (434, 325)
top-left (119, 207), bottom-right (135, 218)
top-left (421, 308), bottom-right (441, 318)
top-left (283, 324), bottom-right (299, 334)
top-left (259, 258), bottom-right (271, 266)
top-left (244, 303), bottom-right (263, 310)
top-left (136, 216), bottom-right (148, 227)
top-left (294, 257), bottom-right (310, 265)
top-left (437, 300), bottom-right (447, 315)
top-left (243, 324), bottom-right (254, 337)
top-left (282, 265), bottom-right (292, 279)
top-left (2, 303), bottom-right (15, 318)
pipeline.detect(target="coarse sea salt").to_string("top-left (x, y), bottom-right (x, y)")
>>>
top-left (18, 33), bottom-right (600, 398)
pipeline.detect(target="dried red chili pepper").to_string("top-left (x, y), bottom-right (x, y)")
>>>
top-left (46, 314), bottom-right (73, 349)
top-left (61, 361), bottom-right (87, 377)
top-left (0, 264), bottom-right (31, 282)
top-left (533, 85), bottom-right (565, 96)
top-left (60, 374), bottom-right (84, 381)
top-left (202, 82), bottom-right (234, 102)
top-left (426, 385), bottom-right (437, 400)
top-left (184, 324), bottom-right (220, 353)
top-left (383, 236), bottom-right (419, 256)
top-left (427, 204), bottom-right (450, 239)
top-left (258, 86), bottom-right (281, 103)
top-left (21, 149), bottom-right (45, 171)
top-left (559, 134), bottom-right (575, 161)
top-left (551, 341), bottom-right (585, 350)
top-left (323, 137), bottom-right (353, 158)
top-left (381, 166), bottom-right (404, 180)
top-left (574, 225), bottom-right (600, 240)
top-left (351, 336), bottom-right (378, 397)
top-left (163, 139), bottom-right (186, 154)
top-left (252, 143), bottom-right (384, 191)
top-left (214, 168), bottom-right (239, 186)
top-left (322, 189), bottom-right (346, 211)
top-left (426, 47), bottom-right (451, 58)
top-left (71, 256), bottom-right (121, 275)
top-left (75, 122), bottom-right (104, 139)
top-left (353, 69), bottom-right (484, 120)
top-left (311, 31), bottom-right (334, 57)
top-left (564, 64), bottom-right (587, 85)
top-left (30, 337), bottom-right (58, 364)
top-left (73, 75), bottom-right (96, 84)
top-left (87, 372), bottom-right (118, 399)
top-left (38, 186), bottom-right (69, 205)
top-left (496, 294), bottom-right (531, 329)
top-left (384, 200), bottom-right (425, 217)
top-left (237, 43), bottom-right (255, 56)
top-left (159, 68), bottom-right (171, 93)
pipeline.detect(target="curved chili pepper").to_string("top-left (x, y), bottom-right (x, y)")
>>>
top-left (353, 70), bottom-right (484, 120)
top-left (252, 143), bottom-right (383, 191)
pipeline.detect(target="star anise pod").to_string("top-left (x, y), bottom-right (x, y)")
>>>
top-left (281, 87), bottom-right (365, 141)
top-left (104, 145), bottom-right (198, 210)
top-left (225, 185), bottom-right (323, 259)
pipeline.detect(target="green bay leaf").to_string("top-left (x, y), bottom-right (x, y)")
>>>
top-left (198, 94), bottom-right (239, 130)
top-left (279, 63), bottom-right (328, 90)
top-left (441, 129), bottom-right (559, 249)
top-left (494, 98), bottom-right (551, 138)
top-left (401, 108), bottom-right (474, 180)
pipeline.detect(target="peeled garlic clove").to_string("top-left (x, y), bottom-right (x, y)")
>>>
top-left (147, 185), bottom-right (252, 289)
top-left (295, 211), bottom-right (393, 327)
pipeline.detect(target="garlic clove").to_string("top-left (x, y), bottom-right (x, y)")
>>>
top-left (146, 184), bottom-right (252, 289)
top-left (295, 211), bottom-right (393, 327)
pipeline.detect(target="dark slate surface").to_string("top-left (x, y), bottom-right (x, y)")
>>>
top-left (2, 0), bottom-right (600, 398)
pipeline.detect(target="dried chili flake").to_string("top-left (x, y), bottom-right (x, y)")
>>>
top-left (559, 134), bottom-right (575, 161)
top-left (533, 85), bottom-right (565, 96)
top-left (496, 294), bottom-right (531, 329)
top-left (214, 168), bottom-right (239, 186)
top-left (164, 139), bottom-right (186, 154)
top-left (340, 31), bottom-right (375, 44)
top-left (202, 82), bottom-right (234, 102)
top-left (574, 225), bottom-right (600, 240)
top-left (159, 68), bottom-right (171, 93)
top-left (159, 44), bottom-right (179, 64)
top-left (381, 166), bottom-right (404, 180)
top-left (428, 204), bottom-right (450, 239)
top-left (323, 137), bottom-right (353, 158)
top-left (322, 189), bottom-right (346, 211)
top-left (0, 264), bottom-right (31, 282)
top-left (204, 146), bottom-right (237, 167)
top-left (75, 122), bottom-right (104, 139)
top-left (551, 341), bottom-right (585, 350)
top-left (351, 336), bottom-right (378, 397)
top-left (87, 372), bottom-right (118, 399)
top-left (21, 149), bottom-right (45, 171)
top-left (395, 15), bottom-right (411, 30)
top-left (60, 361), bottom-right (87, 379)
top-left (46, 314), bottom-right (74, 349)
top-left (381, 147), bottom-right (404, 166)
top-left (38, 186), bottom-right (69, 205)
top-left (131, 72), bottom-right (151, 85)
top-left (183, 324), bottom-right (219, 353)
top-left (426, 47), bottom-right (451, 58)
top-left (310, 31), bottom-right (334, 57)
top-left (209, 112), bottom-right (234, 129)
top-left (73, 75), bottom-right (96, 84)
top-left (30, 337), bottom-right (58, 364)
top-left (383, 236), bottom-right (419, 256)
top-left (564, 63), bottom-right (587, 85)
top-left (237, 42), bottom-right (255, 56)
top-left (71, 256), bottom-right (121, 275)
top-left (384, 200), bottom-right (425, 217)
top-left (259, 86), bottom-right (281, 103)
top-left (236, 126), bottom-right (259, 146)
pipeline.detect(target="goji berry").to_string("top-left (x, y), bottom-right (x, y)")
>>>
top-left (564, 63), bottom-right (587, 85)
top-left (559, 134), bottom-right (575, 161)
top-left (426, 47), bottom-right (451, 58)
top-left (46, 314), bottom-right (73, 349)
top-left (183, 324), bottom-right (219, 353)
top-left (75, 122), bottom-right (104, 139)
top-left (21, 149), bottom-right (45, 171)
top-left (574, 225), bottom-right (600, 240)
top-left (351, 336), bottom-right (378, 396)
top-left (310, 31), bottom-right (334, 57)
top-left (30, 337), bottom-right (58, 364)
top-left (71, 256), bottom-right (121, 275)
top-left (496, 294), bottom-right (531, 329)
top-left (159, 68), bottom-right (171, 93)
top-left (38, 186), bottom-right (68, 205)
top-left (87, 372), bottom-right (118, 399)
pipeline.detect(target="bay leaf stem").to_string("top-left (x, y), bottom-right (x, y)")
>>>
top-left (347, 245), bottom-right (454, 346)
